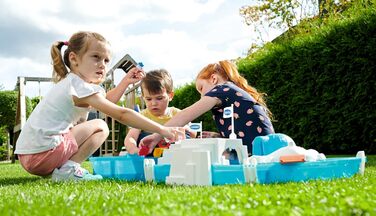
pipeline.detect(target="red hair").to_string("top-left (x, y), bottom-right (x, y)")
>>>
top-left (196, 60), bottom-right (273, 119)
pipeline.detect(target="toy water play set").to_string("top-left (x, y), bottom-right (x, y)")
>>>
top-left (90, 103), bottom-right (365, 185)
top-left (90, 133), bottom-right (366, 186)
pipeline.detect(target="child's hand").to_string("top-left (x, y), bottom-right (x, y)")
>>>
top-left (183, 125), bottom-right (196, 138)
top-left (125, 67), bottom-right (145, 85)
top-left (202, 131), bottom-right (222, 138)
top-left (139, 134), bottom-right (162, 154)
top-left (139, 127), bottom-right (185, 154)
top-left (126, 145), bottom-right (140, 155)
top-left (162, 127), bottom-right (186, 142)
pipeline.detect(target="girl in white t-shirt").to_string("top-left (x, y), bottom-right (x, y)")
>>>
top-left (15, 31), bottom-right (183, 181)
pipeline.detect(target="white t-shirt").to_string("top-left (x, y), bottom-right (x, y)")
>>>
top-left (15, 73), bottom-right (105, 154)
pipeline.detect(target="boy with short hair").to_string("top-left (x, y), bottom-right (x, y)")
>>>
top-left (124, 69), bottom-right (181, 155)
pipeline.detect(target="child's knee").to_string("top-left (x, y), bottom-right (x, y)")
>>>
top-left (93, 119), bottom-right (109, 136)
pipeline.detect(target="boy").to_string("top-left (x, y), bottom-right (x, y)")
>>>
top-left (124, 69), bottom-right (181, 155)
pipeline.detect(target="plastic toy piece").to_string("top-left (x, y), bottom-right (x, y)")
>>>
top-left (250, 134), bottom-right (326, 164)
top-left (252, 133), bottom-right (294, 156)
top-left (243, 157), bottom-right (258, 183)
top-left (158, 138), bottom-right (248, 186)
top-left (157, 140), bottom-right (171, 148)
top-left (140, 140), bottom-right (171, 157)
top-left (90, 134), bottom-right (366, 186)
top-left (144, 159), bottom-right (155, 182)
top-left (153, 148), bottom-right (164, 158)
top-left (280, 154), bottom-right (305, 164)
top-left (137, 62), bottom-right (144, 69)
top-left (152, 140), bottom-right (172, 158)
top-left (90, 146), bottom-right (365, 185)
top-left (139, 146), bottom-right (150, 156)
top-left (356, 151), bottom-right (366, 175)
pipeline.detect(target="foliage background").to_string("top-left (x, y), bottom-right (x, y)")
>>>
top-left (170, 82), bottom-right (217, 132)
top-left (171, 1), bottom-right (376, 154)
top-left (0, 1), bottom-right (374, 156)
top-left (0, 91), bottom-right (32, 160)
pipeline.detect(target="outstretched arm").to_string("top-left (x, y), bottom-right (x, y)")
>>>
top-left (148, 95), bottom-right (219, 139)
top-left (78, 93), bottom-right (181, 141)
top-left (164, 96), bottom-right (219, 127)
top-left (139, 96), bottom-right (219, 151)
top-left (106, 67), bottom-right (145, 103)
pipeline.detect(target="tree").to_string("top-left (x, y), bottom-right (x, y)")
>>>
top-left (31, 97), bottom-right (41, 110)
top-left (239, 0), bottom-right (351, 46)
top-left (0, 91), bottom-right (18, 133)
top-left (0, 126), bottom-right (7, 145)
top-left (0, 91), bottom-right (32, 150)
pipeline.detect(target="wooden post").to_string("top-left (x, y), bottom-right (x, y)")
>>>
top-left (19, 77), bottom-right (26, 131)
top-left (111, 117), bottom-right (115, 155)
top-left (12, 77), bottom-right (25, 163)
top-left (12, 76), bottom-right (52, 162)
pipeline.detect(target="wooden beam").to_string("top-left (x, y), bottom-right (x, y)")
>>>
top-left (23, 77), bottom-right (52, 83)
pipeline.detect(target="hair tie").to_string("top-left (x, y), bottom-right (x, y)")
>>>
top-left (63, 41), bottom-right (69, 46)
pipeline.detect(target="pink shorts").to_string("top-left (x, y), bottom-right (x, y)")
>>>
top-left (18, 132), bottom-right (78, 176)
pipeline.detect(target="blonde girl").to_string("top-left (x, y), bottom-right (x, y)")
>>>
top-left (15, 31), bottom-right (182, 181)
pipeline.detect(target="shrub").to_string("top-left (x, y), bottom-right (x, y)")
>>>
top-left (237, 1), bottom-right (376, 154)
top-left (0, 145), bottom-right (8, 161)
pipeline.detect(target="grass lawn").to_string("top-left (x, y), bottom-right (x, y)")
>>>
top-left (0, 155), bottom-right (375, 216)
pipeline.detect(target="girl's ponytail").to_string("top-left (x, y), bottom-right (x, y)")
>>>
top-left (51, 41), bottom-right (69, 83)
top-left (200, 60), bottom-right (273, 119)
top-left (50, 32), bottom-right (108, 83)
top-left (219, 60), bottom-right (273, 119)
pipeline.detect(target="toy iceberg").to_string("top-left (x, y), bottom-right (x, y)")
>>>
top-left (90, 134), bottom-right (366, 186)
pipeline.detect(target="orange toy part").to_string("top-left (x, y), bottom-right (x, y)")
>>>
top-left (153, 148), bottom-right (164, 158)
top-left (280, 154), bottom-right (305, 164)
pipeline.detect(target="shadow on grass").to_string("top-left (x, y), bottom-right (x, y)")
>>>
top-left (0, 176), bottom-right (42, 186)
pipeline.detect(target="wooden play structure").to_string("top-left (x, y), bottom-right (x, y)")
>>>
top-left (12, 76), bottom-right (52, 163)
top-left (101, 54), bottom-right (144, 156)
top-left (12, 54), bottom-right (143, 162)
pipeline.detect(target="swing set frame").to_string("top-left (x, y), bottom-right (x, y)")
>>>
top-left (12, 76), bottom-right (52, 163)
top-left (11, 54), bottom-right (142, 162)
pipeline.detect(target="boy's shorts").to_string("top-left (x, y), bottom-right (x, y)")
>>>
top-left (18, 131), bottom-right (78, 176)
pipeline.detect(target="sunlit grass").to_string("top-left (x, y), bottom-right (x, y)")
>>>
top-left (0, 156), bottom-right (375, 215)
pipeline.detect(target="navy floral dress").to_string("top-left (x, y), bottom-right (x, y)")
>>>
top-left (205, 82), bottom-right (275, 155)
